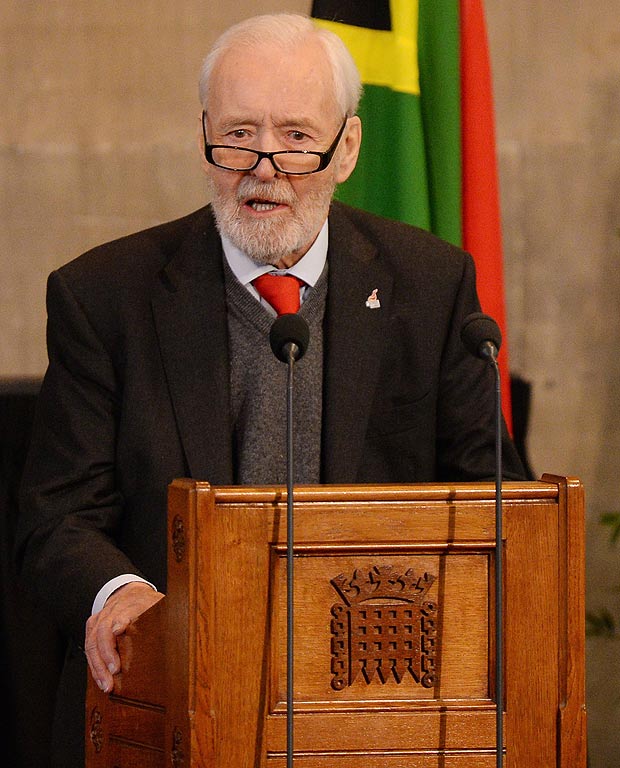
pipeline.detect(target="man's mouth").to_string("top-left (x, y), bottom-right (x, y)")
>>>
top-left (248, 199), bottom-right (278, 211)
top-left (245, 198), bottom-right (287, 213)
top-left (237, 179), bottom-right (296, 214)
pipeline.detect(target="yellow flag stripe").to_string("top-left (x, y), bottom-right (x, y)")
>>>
top-left (314, 0), bottom-right (419, 96)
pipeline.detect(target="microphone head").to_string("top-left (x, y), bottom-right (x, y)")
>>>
top-left (461, 312), bottom-right (502, 359)
top-left (269, 313), bottom-right (310, 363)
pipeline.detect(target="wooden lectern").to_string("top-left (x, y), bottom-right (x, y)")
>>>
top-left (86, 475), bottom-right (586, 767)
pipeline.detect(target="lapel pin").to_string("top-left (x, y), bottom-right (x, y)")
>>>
top-left (365, 288), bottom-right (381, 309)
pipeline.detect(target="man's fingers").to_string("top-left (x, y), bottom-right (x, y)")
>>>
top-left (84, 613), bottom-right (125, 690)
top-left (85, 634), bottom-right (114, 692)
top-left (84, 584), bottom-right (164, 693)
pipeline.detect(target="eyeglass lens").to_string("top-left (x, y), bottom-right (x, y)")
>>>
top-left (210, 147), bottom-right (322, 174)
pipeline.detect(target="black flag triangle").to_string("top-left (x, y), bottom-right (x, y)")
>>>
top-left (311, 0), bottom-right (392, 31)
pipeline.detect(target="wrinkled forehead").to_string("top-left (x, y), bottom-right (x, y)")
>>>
top-left (207, 38), bottom-right (341, 122)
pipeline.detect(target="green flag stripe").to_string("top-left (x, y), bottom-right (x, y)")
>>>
top-left (334, 86), bottom-right (430, 230)
top-left (314, 1), bottom-right (462, 246)
top-left (418, 0), bottom-right (462, 245)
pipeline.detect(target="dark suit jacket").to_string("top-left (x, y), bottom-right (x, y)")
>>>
top-left (17, 201), bottom-right (524, 766)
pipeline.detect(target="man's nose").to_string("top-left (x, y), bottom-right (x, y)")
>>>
top-left (251, 154), bottom-right (280, 181)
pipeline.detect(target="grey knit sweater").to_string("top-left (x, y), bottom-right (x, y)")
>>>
top-left (224, 261), bottom-right (328, 485)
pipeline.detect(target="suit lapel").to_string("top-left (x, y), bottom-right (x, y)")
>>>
top-left (151, 209), bottom-right (234, 484)
top-left (323, 205), bottom-right (394, 483)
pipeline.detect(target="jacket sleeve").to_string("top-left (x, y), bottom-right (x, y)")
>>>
top-left (16, 269), bottom-right (143, 644)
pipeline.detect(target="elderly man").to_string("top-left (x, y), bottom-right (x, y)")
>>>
top-left (17, 13), bottom-right (524, 767)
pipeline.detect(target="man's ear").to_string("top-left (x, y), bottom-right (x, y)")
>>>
top-left (334, 115), bottom-right (362, 184)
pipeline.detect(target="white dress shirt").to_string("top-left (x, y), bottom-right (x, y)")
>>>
top-left (221, 218), bottom-right (329, 312)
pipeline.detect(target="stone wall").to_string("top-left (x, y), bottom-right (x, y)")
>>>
top-left (486, 5), bottom-right (620, 763)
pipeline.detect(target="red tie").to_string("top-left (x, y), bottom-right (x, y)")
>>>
top-left (253, 273), bottom-right (304, 315)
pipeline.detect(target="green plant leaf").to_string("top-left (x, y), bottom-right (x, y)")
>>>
top-left (599, 512), bottom-right (620, 545)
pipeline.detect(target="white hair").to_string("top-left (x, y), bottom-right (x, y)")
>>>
top-left (198, 13), bottom-right (362, 117)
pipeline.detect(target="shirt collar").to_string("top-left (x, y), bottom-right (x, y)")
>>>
top-left (221, 219), bottom-right (329, 289)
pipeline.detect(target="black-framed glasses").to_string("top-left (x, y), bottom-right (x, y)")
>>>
top-left (201, 112), bottom-right (348, 175)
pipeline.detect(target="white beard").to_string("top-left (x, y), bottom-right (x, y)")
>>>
top-left (208, 175), bottom-right (336, 266)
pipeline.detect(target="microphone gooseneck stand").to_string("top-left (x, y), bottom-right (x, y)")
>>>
top-left (489, 347), bottom-right (503, 768)
top-left (460, 312), bottom-right (504, 768)
top-left (285, 341), bottom-right (295, 768)
top-left (269, 313), bottom-right (310, 768)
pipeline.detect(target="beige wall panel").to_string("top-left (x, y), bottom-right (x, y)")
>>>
top-left (486, 5), bottom-right (620, 765)
top-left (1, 0), bottom-right (308, 375)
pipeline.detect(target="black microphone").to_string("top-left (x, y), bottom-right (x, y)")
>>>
top-left (269, 313), bottom-right (310, 363)
top-left (460, 311), bottom-right (502, 362)
top-left (461, 311), bottom-right (505, 768)
top-left (269, 311), bottom-right (309, 768)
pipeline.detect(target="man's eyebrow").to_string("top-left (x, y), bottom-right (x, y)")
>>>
top-left (214, 116), bottom-right (260, 131)
top-left (274, 115), bottom-right (321, 127)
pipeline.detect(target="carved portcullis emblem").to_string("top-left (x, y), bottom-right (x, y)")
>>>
top-left (331, 565), bottom-right (438, 691)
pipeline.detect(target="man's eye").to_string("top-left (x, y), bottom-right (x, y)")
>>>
top-left (290, 131), bottom-right (308, 142)
top-left (231, 129), bottom-right (248, 139)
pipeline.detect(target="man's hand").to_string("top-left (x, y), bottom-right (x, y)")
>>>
top-left (84, 581), bottom-right (164, 693)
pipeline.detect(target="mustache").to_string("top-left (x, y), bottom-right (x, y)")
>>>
top-left (235, 177), bottom-right (297, 206)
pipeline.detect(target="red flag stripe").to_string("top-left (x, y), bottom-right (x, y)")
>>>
top-left (460, 0), bottom-right (513, 431)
